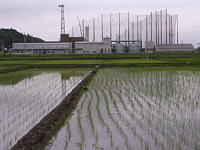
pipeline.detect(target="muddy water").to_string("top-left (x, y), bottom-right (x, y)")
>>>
top-left (46, 68), bottom-right (200, 150)
top-left (0, 69), bottom-right (90, 150)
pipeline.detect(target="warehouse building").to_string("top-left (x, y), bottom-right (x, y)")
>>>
top-left (11, 37), bottom-right (112, 54)
top-left (75, 38), bottom-right (112, 54)
top-left (11, 42), bottom-right (72, 54)
top-left (155, 44), bottom-right (194, 52)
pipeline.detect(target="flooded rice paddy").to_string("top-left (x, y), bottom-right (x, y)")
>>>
top-left (46, 68), bottom-right (200, 150)
top-left (0, 69), bottom-right (90, 150)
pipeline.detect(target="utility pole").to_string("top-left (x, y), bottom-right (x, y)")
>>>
top-left (101, 14), bottom-right (104, 42)
top-left (146, 15), bottom-right (148, 42)
top-left (166, 9), bottom-right (168, 44)
top-left (128, 12), bottom-right (130, 43)
top-left (140, 20), bottom-right (142, 41)
top-left (58, 4), bottom-right (65, 34)
top-left (137, 15), bottom-right (139, 41)
top-left (151, 12), bottom-right (153, 42)
top-left (177, 15), bottom-right (179, 44)
top-left (82, 19), bottom-right (85, 38)
top-left (169, 15), bottom-right (171, 44)
top-left (158, 13), bottom-right (160, 44)
top-left (93, 18), bottom-right (95, 42)
top-left (132, 21), bottom-right (134, 41)
top-left (119, 13), bottom-right (121, 42)
top-left (155, 11), bottom-right (157, 45)
top-left (110, 13), bottom-right (112, 39)
top-left (160, 10), bottom-right (163, 45)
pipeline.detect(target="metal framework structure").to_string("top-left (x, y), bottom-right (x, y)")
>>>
top-left (58, 4), bottom-right (65, 34)
top-left (69, 10), bottom-right (178, 45)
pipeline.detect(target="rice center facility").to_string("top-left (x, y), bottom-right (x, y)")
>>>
top-left (10, 8), bottom-right (195, 54)
top-left (11, 42), bottom-right (72, 54)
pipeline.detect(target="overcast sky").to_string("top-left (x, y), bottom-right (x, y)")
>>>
top-left (0, 0), bottom-right (199, 45)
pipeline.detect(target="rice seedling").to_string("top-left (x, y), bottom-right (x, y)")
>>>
top-left (0, 69), bottom-right (90, 149)
top-left (87, 98), bottom-right (95, 134)
top-left (44, 68), bottom-right (200, 150)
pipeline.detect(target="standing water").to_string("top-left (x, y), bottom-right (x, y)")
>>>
top-left (0, 69), bottom-right (90, 150)
top-left (46, 68), bottom-right (200, 150)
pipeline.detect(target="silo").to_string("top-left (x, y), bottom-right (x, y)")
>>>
top-left (128, 42), bottom-right (141, 53)
top-left (114, 43), bottom-right (126, 53)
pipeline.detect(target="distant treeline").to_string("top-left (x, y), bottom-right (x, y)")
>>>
top-left (0, 28), bottom-right (44, 50)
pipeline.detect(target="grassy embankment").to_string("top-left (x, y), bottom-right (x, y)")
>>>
top-left (0, 52), bottom-right (200, 73)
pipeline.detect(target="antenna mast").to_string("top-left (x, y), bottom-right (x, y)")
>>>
top-left (58, 4), bottom-right (65, 34)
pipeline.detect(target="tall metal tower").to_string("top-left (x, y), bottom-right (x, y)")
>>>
top-left (58, 4), bottom-right (65, 34)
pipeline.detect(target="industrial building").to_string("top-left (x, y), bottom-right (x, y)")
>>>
top-left (11, 36), bottom-right (112, 54)
top-left (145, 41), bottom-right (155, 53)
top-left (155, 44), bottom-right (194, 52)
top-left (145, 42), bottom-right (194, 53)
top-left (10, 5), bottom-right (195, 54)
top-left (113, 41), bottom-right (142, 53)
top-left (11, 42), bottom-right (72, 54)
top-left (75, 38), bottom-right (112, 54)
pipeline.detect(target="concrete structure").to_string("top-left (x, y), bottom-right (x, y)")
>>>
top-left (75, 38), bottom-right (112, 54)
top-left (128, 42), bottom-right (142, 53)
top-left (60, 34), bottom-right (84, 53)
top-left (145, 41), bottom-right (155, 53)
top-left (155, 44), bottom-right (194, 52)
top-left (11, 42), bottom-right (72, 54)
top-left (112, 40), bottom-right (142, 53)
top-left (114, 43), bottom-right (126, 53)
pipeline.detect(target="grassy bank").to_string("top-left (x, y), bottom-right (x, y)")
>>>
top-left (0, 52), bottom-right (200, 74)
top-left (1, 52), bottom-right (200, 61)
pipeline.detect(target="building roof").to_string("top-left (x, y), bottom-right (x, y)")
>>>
top-left (12, 42), bottom-right (72, 50)
top-left (156, 44), bottom-right (194, 50)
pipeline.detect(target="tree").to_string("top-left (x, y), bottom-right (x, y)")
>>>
top-left (0, 28), bottom-right (45, 49)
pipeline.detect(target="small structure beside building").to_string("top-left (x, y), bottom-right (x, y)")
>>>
top-left (128, 42), bottom-right (142, 53)
top-left (155, 44), bottom-right (194, 52)
top-left (113, 43), bottom-right (126, 53)
top-left (11, 42), bottom-right (72, 54)
top-left (145, 41), bottom-right (155, 53)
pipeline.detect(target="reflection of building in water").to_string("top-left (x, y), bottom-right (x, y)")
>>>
top-left (61, 80), bottom-right (67, 97)
top-left (133, 71), bottom-right (176, 99)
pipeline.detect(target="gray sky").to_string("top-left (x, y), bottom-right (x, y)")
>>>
top-left (0, 0), bottom-right (199, 45)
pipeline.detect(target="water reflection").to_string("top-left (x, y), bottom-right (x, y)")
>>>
top-left (46, 68), bottom-right (200, 150)
top-left (0, 70), bottom-right (89, 150)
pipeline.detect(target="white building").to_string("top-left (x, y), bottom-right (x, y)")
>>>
top-left (75, 38), bottom-right (112, 54)
top-left (11, 43), bottom-right (72, 54)
top-left (155, 44), bottom-right (194, 52)
top-left (145, 41), bottom-right (155, 53)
